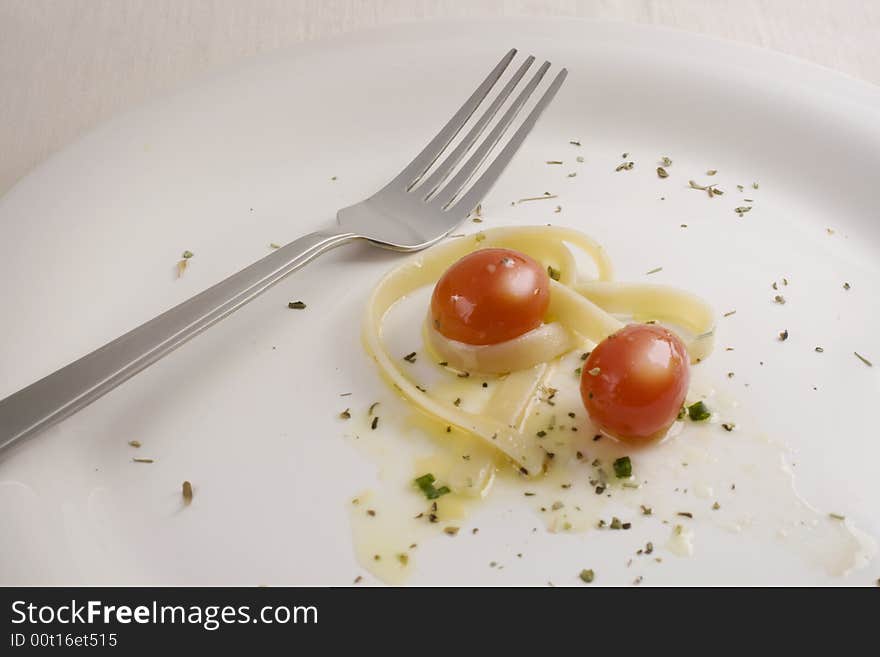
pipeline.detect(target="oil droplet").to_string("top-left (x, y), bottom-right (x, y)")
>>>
top-left (666, 524), bottom-right (695, 557)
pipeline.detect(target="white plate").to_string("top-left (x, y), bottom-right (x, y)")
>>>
top-left (1, 19), bottom-right (878, 586)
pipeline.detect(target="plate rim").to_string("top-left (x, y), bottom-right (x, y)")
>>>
top-left (3, 16), bottom-right (879, 203)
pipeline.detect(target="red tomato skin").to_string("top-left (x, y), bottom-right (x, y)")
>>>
top-left (430, 248), bottom-right (550, 346)
top-left (580, 324), bottom-right (690, 442)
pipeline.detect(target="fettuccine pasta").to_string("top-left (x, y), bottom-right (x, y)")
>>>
top-left (363, 226), bottom-right (715, 475)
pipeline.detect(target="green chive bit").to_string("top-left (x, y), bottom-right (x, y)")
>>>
top-left (613, 456), bottom-right (632, 479)
top-left (579, 569), bottom-right (595, 583)
top-left (414, 473), bottom-right (450, 500)
top-left (547, 265), bottom-right (561, 281)
top-left (687, 401), bottom-right (711, 421)
top-left (181, 250), bottom-right (194, 259)
top-left (414, 473), bottom-right (434, 490)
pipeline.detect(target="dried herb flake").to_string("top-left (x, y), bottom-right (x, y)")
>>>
top-left (687, 401), bottom-right (711, 421)
top-left (517, 194), bottom-right (558, 203)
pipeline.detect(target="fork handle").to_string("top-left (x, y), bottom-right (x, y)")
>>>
top-left (0, 229), bottom-right (360, 454)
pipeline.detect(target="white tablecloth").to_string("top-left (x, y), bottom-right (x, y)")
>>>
top-left (1, 0), bottom-right (878, 196)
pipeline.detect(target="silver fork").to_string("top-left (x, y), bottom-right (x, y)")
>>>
top-left (0, 49), bottom-right (567, 453)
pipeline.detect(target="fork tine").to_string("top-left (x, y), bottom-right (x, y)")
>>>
top-left (429, 60), bottom-right (552, 209)
top-left (447, 68), bottom-right (568, 214)
top-left (417, 56), bottom-right (535, 199)
top-left (390, 49), bottom-right (517, 190)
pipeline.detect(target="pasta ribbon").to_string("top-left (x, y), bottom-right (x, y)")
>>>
top-left (363, 226), bottom-right (715, 473)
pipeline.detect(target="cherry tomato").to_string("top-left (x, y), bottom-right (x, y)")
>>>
top-left (430, 248), bottom-right (550, 346)
top-left (580, 324), bottom-right (690, 442)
